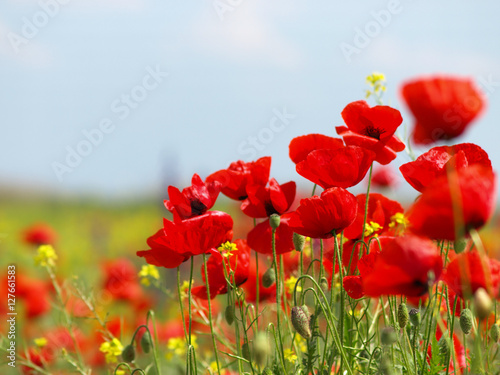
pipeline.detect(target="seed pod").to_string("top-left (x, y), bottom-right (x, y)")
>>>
top-left (291, 306), bottom-right (312, 339)
top-left (293, 233), bottom-right (306, 252)
top-left (460, 308), bottom-right (473, 335)
top-left (225, 305), bottom-right (235, 325)
top-left (381, 327), bottom-right (397, 346)
top-left (122, 344), bottom-right (136, 362)
top-left (262, 267), bottom-right (276, 288)
top-left (242, 342), bottom-right (252, 362)
top-left (398, 303), bottom-right (409, 329)
top-left (474, 288), bottom-right (492, 320)
top-left (491, 324), bottom-right (500, 343)
top-left (409, 308), bottom-right (421, 327)
top-left (453, 238), bottom-right (467, 254)
top-left (269, 214), bottom-right (280, 230)
top-left (140, 331), bottom-right (152, 353)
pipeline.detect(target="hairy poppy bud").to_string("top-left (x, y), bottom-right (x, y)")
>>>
top-left (409, 308), bottom-right (420, 327)
top-left (491, 324), bottom-right (500, 343)
top-left (453, 238), bottom-right (467, 254)
top-left (225, 305), bottom-right (235, 326)
top-left (269, 214), bottom-right (280, 230)
top-left (474, 288), bottom-right (492, 320)
top-left (293, 233), bottom-right (306, 252)
top-left (381, 327), bottom-right (397, 346)
top-left (122, 344), bottom-right (135, 362)
top-left (291, 305), bottom-right (312, 339)
top-left (398, 303), bottom-right (409, 329)
top-left (242, 342), bottom-right (252, 362)
top-left (253, 332), bottom-right (269, 367)
top-left (320, 277), bottom-right (329, 293)
top-left (460, 308), bottom-right (473, 335)
top-left (438, 335), bottom-right (450, 365)
top-left (140, 331), bottom-right (152, 354)
top-left (262, 267), bottom-right (276, 288)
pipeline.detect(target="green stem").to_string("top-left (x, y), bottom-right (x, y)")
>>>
top-left (203, 253), bottom-right (221, 374)
top-left (272, 228), bottom-right (286, 370)
top-left (360, 163), bottom-right (374, 245)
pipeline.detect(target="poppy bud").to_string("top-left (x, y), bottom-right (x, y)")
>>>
top-left (262, 267), bottom-right (276, 288)
top-left (409, 308), bottom-right (420, 327)
top-left (293, 232), bottom-right (306, 252)
top-left (398, 303), bottom-right (409, 329)
top-left (380, 355), bottom-right (394, 375)
top-left (262, 368), bottom-right (274, 375)
top-left (459, 308), bottom-right (473, 335)
top-left (320, 277), bottom-right (329, 293)
top-left (269, 214), bottom-right (280, 230)
top-left (140, 331), bottom-right (152, 353)
top-left (291, 305), bottom-right (312, 339)
top-left (225, 305), bottom-right (235, 326)
top-left (381, 327), bottom-right (397, 346)
top-left (242, 342), bottom-right (252, 362)
top-left (453, 238), bottom-right (468, 254)
top-left (474, 288), bottom-right (492, 320)
top-left (122, 344), bottom-right (135, 362)
top-left (438, 335), bottom-right (450, 365)
top-left (491, 324), bottom-right (500, 343)
top-left (253, 332), bottom-right (270, 367)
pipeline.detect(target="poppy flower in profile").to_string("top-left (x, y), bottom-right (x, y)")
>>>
top-left (343, 193), bottom-right (404, 240)
top-left (23, 223), bottom-right (57, 246)
top-left (296, 146), bottom-right (375, 189)
top-left (289, 134), bottom-right (344, 164)
top-left (370, 166), bottom-right (398, 189)
top-left (443, 251), bottom-right (500, 299)
top-left (241, 178), bottom-right (296, 218)
top-left (407, 165), bottom-right (496, 240)
top-left (137, 211), bottom-right (233, 268)
top-left (247, 212), bottom-right (295, 255)
top-left (362, 235), bottom-right (443, 298)
top-left (206, 156), bottom-right (271, 200)
top-left (165, 173), bottom-right (221, 220)
top-left (336, 100), bottom-right (405, 165)
top-left (192, 239), bottom-right (251, 300)
top-left (400, 143), bottom-right (491, 193)
top-left (288, 187), bottom-right (357, 239)
top-left (401, 76), bottom-right (485, 145)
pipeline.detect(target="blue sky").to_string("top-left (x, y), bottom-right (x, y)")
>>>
top-left (1, 0), bottom-right (500, 199)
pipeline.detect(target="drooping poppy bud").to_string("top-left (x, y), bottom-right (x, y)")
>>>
top-left (491, 324), bottom-right (500, 343)
top-left (409, 308), bottom-right (420, 327)
top-left (474, 288), bottom-right (492, 320)
top-left (225, 305), bottom-right (235, 326)
top-left (291, 305), bottom-right (312, 339)
top-left (253, 332), bottom-right (270, 367)
top-left (242, 342), bottom-right (252, 362)
top-left (140, 331), bottom-right (152, 353)
top-left (454, 238), bottom-right (468, 254)
top-left (122, 345), bottom-right (136, 362)
top-left (262, 267), bottom-right (276, 288)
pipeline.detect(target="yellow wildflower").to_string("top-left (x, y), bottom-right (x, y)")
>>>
top-left (138, 264), bottom-right (160, 287)
top-left (35, 245), bottom-right (58, 267)
top-left (285, 276), bottom-right (302, 295)
top-left (166, 335), bottom-right (198, 360)
top-left (217, 241), bottom-right (238, 258)
top-left (284, 348), bottom-right (297, 363)
top-left (99, 338), bottom-right (123, 364)
top-left (34, 337), bottom-right (47, 348)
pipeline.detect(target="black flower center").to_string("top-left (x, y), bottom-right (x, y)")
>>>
top-left (190, 199), bottom-right (207, 216)
top-left (364, 125), bottom-right (385, 140)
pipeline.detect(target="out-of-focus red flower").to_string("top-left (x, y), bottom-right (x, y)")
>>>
top-left (443, 251), bottom-right (500, 299)
top-left (102, 258), bottom-right (144, 303)
top-left (288, 187), bottom-right (357, 239)
top-left (289, 134), bottom-right (344, 164)
top-left (137, 211), bottom-right (233, 268)
top-left (14, 274), bottom-right (52, 318)
top-left (401, 76), bottom-right (485, 145)
top-left (370, 166), bottom-right (398, 189)
top-left (400, 143), bottom-right (491, 193)
top-left (336, 100), bottom-right (404, 165)
top-left (362, 235), bottom-right (443, 298)
top-left (247, 213), bottom-right (295, 255)
top-left (324, 239), bottom-right (363, 277)
top-left (241, 254), bottom-right (276, 303)
top-left (192, 239), bottom-right (251, 299)
top-left (22, 223), bottom-right (57, 246)
top-left (165, 173), bottom-right (221, 220)
top-left (408, 165), bottom-right (496, 240)
top-left (241, 178), bottom-right (296, 218)
top-left (343, 193), bottom-right (404, 240)
top-left (295, 146), bottom-right (375, 189)
top-left (206, 157), bottom-right (271, 200)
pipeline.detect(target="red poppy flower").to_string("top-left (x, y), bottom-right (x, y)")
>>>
top-left (241, 178), bottom-right (296, 218)
top-left (407, 165), bottom-right (496, 240)
top-left (324, 239), bottom-right (363, 277)
top-left (206, 156), bottom-right (271, 200)
top-left (343, 193), bottom-right (404, 240)
top-left (289, 134), bottom-right (344, 164)
top-left (165, 173), bottom-right (221, 220)
top-left (443, 251), bottom-right (500, 299)
top-left (288, 187), bottom-right (357, 239)
top-left (23, 223), bottom-right (57, 246)
top-left (362, 235), bottom-right (443, 298)
top-left (192, 239), bottom-right (251, 299)
top-left (401, 76), bottom-right (485, 145)
top-left (370, 166), bottom-right (398, 189)
top-left (102, 258), bottom-right (146, 305)
top-left (13, 274), bottom-right (52, 318)
top-left (400, 143), bottom-right (491, 193)
top-left (137, 211), bottom-right (233, 267)
top-left (295, 146), bottom-right (375, 189)
top-left (247, 212), bottom-right (295, 255)
top-left (336, 100), bottom-right (404, 165)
